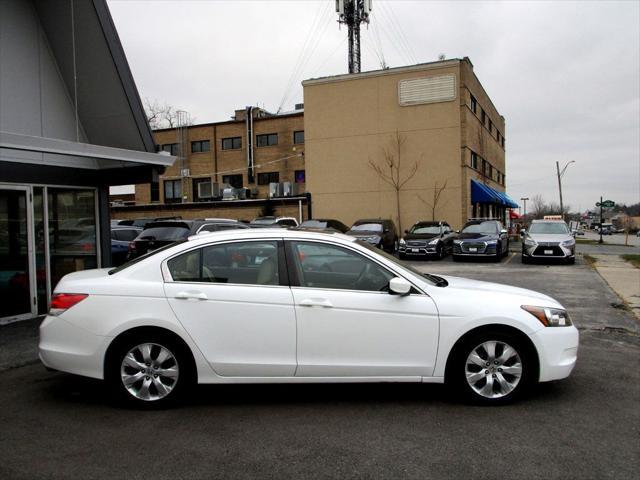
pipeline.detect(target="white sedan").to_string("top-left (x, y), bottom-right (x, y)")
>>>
top-left (39, 229), bottom-right (579, 407)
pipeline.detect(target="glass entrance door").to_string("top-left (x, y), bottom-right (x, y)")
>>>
top-left (0, 187), bottom-right (34, 320)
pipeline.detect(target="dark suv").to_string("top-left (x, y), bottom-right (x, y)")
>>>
top-left (298, 218), bottom-right (350, 233)
top-left (399, 221), bottom-right (457, 260)
top-left (452, 219), bottom-right (509, 261)
top-left (346, 219), bottom-right (398, 253)
top-left (128, 219), bottom-right (248, 259)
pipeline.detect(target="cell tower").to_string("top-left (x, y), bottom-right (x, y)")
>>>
top-left (336, 0), bottom-right (372, 74)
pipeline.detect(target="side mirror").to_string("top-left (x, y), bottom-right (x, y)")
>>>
top-left (500, 229), bottom-right (507, 235)
top-left (520, 229), bottom-right (526, 236)
top-left (389, 277), bottom-right (411, 296)
top-left (384, 228), bottom-right (390, 233)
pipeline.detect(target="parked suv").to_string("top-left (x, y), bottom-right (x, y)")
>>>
top-left (452, 219), bottom-right (509, 261)
top-left (399, 221), bottom-right (457, 260)
top-left (298, 219), bottom-right (350, 233)
top-left (346, 219), bottom-right (398, 253)
top-left (521, 219), bottom-right (575, 264)
top-left (128, 219), bottom-right (248, 259)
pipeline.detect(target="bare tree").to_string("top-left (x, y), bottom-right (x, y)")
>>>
top-left (418, 180), bottom-right (448, 221)
top-left (143, 98), bottom-right (191, 130)
top-left (368, 131), bottom-right (419, 233)
top-left (530, 194), bottom-right (546, 219)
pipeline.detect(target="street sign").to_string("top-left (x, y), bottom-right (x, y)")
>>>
top-left (596, 200), bottom-right (615, 208)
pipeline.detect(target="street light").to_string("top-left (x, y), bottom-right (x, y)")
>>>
top-left (556, 161), bottom-right (575, 220)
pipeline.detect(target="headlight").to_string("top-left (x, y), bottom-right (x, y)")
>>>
top-left (486, 240), bottom-right (497, 245)
top-left (399, 238), bottom-right (406, 245)
top-left (521, 305), bottom-right (572, 327)
top-left (562, 239), bottom-right (575, 246)
top-left (366, 236), bottom-right (379, 243)
top-left (524, 237), bottom-right (537, 246)
top-left (453, 239), bottom-right (462, 244)
top-left (428, 238), bottom-right (440, 245)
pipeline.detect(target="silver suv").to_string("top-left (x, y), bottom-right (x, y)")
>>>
top-left (521, 220), bottom-right (575, 264)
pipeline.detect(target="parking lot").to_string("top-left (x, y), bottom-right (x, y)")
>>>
top-left (0, 247), bottom-right (638, 480)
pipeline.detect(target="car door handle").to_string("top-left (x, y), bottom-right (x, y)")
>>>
top-left (299, 298), bottom-right (333, 308)
top-left (175, 291), bottom-right (208, 301)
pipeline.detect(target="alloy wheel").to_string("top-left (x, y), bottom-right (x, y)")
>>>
top-left (465, 340), bottom-right (522, 399)
top-left (120, 343), bottom-right (179, 401)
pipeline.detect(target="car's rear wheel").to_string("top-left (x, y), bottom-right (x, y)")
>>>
top-left (436, 243), bottom-right (444, 260)
top-left (107, 333), bottom-right (193, 408)
top-left (494, 244), bottom-right (502, 262)
top-left (448, 330), bottom-right (534, 405)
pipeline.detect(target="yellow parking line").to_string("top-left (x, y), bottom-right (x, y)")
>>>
top-left (504, 252), bottom-right (515, 264)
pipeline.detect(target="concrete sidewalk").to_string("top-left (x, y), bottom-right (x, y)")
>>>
top-left (591, 255), bottom-right (640, 319)
top-left (0, 317), bottom-right (42, 372)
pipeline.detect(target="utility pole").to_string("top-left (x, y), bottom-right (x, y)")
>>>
top-left (520, 197), bottom-right (529, 217)
top-left (336, 0), bottom-right (371, 74)
top-left (599, 196), bottom-right (603, 244)
top-left (556, 160), bottom-right (575, 220)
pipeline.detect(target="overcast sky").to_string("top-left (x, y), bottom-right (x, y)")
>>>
top-left (108, 0), bottom-right (639, 212)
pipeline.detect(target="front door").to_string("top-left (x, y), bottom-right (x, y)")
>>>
top-left (287, 240), bottom-right (439, 377)
top-left (164, 239), bottom-right (297, 377)
top-left (0, 187), bottom-right (34, 321)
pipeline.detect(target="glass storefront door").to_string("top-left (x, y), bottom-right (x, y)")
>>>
top-left (0, 187), bottom-right (34, 320)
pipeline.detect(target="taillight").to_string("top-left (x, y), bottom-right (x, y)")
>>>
top-left (49, 293), bottom-right (88, 316)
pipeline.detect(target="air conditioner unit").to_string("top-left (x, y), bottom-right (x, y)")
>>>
top-left (236, 188), bottom-right (248, 200)
top-left (197, 181), bottom-right (213, 199)
top-left (180, 168), bottom-right (190, 177)
top-left (269, 182), bottom-right (281, 198)
top-left (281, 182), bottom-right (292, 197)
top-left (222, 188), bottom-right (239, 201)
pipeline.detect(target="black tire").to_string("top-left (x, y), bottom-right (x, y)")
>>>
top-left (521, 254), bottom-right (530, 264)
top-left (494, 245), bottom-right (502, 262)
top-left (504, 241), bottom-right (510, 257)
top-left (436, 243), bottom-right (445, 260)
top-left (399, 252), bottom-right (407, 260)
top-left (106, 331), bottom-right (194, 408)
top-left (567, 257), bottom-right (575, 265)
top-left (446, 329), bottom-right (536, 405)
top-left (452, 255), bottom-right (461, 262)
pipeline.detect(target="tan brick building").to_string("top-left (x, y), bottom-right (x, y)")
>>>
top-left (134, 107), bottom-right (305, 205)
top-left (302, 57), bottom-right (517, 231)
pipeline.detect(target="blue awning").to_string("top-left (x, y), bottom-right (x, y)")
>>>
top-left (470, 179), bottom-right (519, 208)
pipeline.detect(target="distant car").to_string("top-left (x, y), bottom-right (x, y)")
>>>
top-left (111, 226), bottom-right (142, 266)
top-left (298, 219), bottom-right (350, 233)
top-left (570, 229), bottom-right (585, 236)
top-left (399, 221), bottom-right (457, 260)
top-left (128, 219), bottom-right (248, 259)
top-left (249, 216), bottom-right (299, 228)
top-left (115, 217), bottom-right (181, 229)
top-left (521, 220), bottom-right (575, 264)
top-left (346, 219), bottom-right (398, 253)
top-left (452, 220), bottom-right (509, 261)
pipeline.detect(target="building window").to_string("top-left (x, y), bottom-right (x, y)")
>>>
top-left (470, 152), bottom-right (478, 170)
top-left (150, 181), bottom-right (159, 202)
top-left (164, 179), bottom-right (182, 203)
top-left (295, 170), bottom-right (306, 183)
top-left (488, 120), bottom-right (493, 134)
top-left (482, 159), bottom-right (487, 176)
top-left (293, 131), bottom-right (304, 144)
top-left (162, 143), bottom-right (179, 156)
top-left (470, 95), bottom-right (477, 114)
top-left (488, 165), bottom-right (493, 180)
top-left (502, 173), bottom-right (506, 185)
top-left (480, 109), bottom-right (486, 125)
top-left (222, 137), bottom-right (242, 150)
top-left (257, 172), bottom-right (279, 185)
top-left (222, 174), bottom-right (243, 189)
top-left (501, 137), bottom-right (505, 148)
top-left (191, 140), bottom-right (210, 153)
top-left (256, 133), bottom-right (278, 147)
top-left (193, 177), bottom-right (213, 201)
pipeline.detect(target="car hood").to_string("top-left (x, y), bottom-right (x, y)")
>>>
top-left (527, 233), bottom-right (572, 243)
top-left (457, 232), bottom-right (498, 241)
top-left (436, 274), bottom-right (562, 307)
top-left (404, 233), bottom-right (439, 240)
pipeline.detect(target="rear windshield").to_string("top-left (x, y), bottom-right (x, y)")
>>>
top-left (251, 219), bottom-right (276, 225)
top-left (301, 221), bottom-right (329, 228)
top-left (410, 225), bottom-right (440, 234)
top-left (108, 241), bottom-right (185, 275)
top-left (137, 227), bottom-right (190, 241)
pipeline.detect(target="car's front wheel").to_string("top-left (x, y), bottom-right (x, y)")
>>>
top-left (107, 332), bottom-right (193, 408)
top-left (448, 330), bottom-right (535, 405)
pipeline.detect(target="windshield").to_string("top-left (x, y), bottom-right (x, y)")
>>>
top-left (351, 223), bottom-right (383, 232)
top-left (137, 227), bottom-right (190, 241)
top-left (529, 222), bottom-right (569, 234)
top-left (410, 225), bottom-right (440, 234)
top-left (462, 221), bottom-right (498, 234)
top-left (251, 218), bottom-right (276, 225)
top-left (108, 241), bottom-right (185, 275)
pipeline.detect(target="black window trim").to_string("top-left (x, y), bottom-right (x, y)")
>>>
top-left (221, 136), bottom-right (242, 150)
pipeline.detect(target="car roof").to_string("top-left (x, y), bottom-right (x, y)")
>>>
top-left (414, 221), bottom-right (443, 226)
top-left (531, 219), bottom-right (566, 223)
top-left (353, 219), bottom-right (389, 224)
top-left (188, 227), bottom-right (355, 244)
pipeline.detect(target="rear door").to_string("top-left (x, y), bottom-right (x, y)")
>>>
top-left (164, 239), bottom-right (297, 377)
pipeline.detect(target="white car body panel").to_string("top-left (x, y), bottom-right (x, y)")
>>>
top-left (39, 229), bottom-right (579, 388)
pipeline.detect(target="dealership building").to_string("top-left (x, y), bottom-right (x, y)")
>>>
top-left (0, 0), bottom-right (173, 322)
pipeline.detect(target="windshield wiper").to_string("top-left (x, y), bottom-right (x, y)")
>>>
top-left (422, 273), bottom-right (448, 287)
